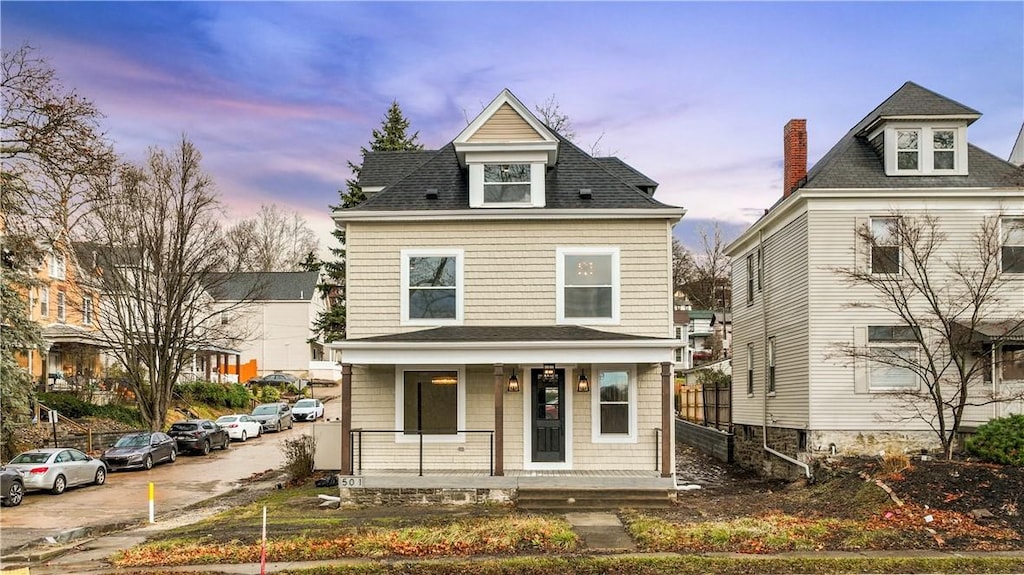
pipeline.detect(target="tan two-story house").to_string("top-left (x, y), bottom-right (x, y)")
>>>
top-left (726, 82), bottom-right (1024, 479)
top-left (329, 90), bottom-right (684, 485)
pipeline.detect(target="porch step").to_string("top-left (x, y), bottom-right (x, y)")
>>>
top-left (517, 488), bottom-right (675, 512)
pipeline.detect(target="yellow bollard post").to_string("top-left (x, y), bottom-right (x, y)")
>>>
top-left (148, 482), bottom-right (155, 523)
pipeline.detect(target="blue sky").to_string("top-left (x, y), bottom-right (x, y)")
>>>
top-left (3, 2), bottom-right (1022, 250)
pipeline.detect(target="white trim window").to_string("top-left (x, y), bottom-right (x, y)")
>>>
top-left (767, 337), bottom-right (776, 395)
top-left (746, 342), bottom-right (754, 396)
top-left (557, 247), bottom-right (619, 324)
top-left (932, 129), bottom-right (956, 170)
top-left (483, 164), bottom-right (531, 204)
top-left (48, 252), bottom-right (67, 280)
top-left (896, 129), bottom-right (920, 171)
top-left (1001, 218), bottom-right (1024, 274)
top-left (886, 126), bottom-right (967, 175)
top-left (867, 326), bottom-right (920, 391)
top-left (1001, 344), bottom-right (1024, 381)
top-left (746, 254), bottom-right (754, 305)
top-left (870, 217), bottom-right (901, 274)
top-left (394, 366), bottom-right (465, 443)
top-left (83, 296), bottom-right (93, 325)
top-left (591, 365), bottom-right (636, 442)
top-left (400, 249), bottom-right (463, 325)
top-left (39, 287), bottom-right (50, 317)
top-left (57, 291), bottom-right (66, 323)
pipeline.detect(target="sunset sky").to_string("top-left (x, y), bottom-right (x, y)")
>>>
top-left (3, 2), bottom-right (1022, 250)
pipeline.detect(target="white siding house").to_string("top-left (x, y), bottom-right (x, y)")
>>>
top-left (726, 82), bottom-right (1024, 479)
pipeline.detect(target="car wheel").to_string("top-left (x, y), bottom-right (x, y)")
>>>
top-left (288, 418), bottom-right (293, 430)
top-left (256, 428), bottom-right (261, 438)
top-left (221, 436), bottom-right (230, 450)
top-left (276, 421), bottom-right (282, 433)
top-left (94, 467), bottom-right (107, 485)
top-left (201, 440), bottom-right (211, 455)
top-left (169, 449), bottom-right (177, 463)
top-left (143, 455), bottom-right (154, 470)
top-left (241, 431), bottom-right (247, 442)
top-left (4, 481), bottom-right (24, 507)
top-left (51, 474), bottom-right (67, 495)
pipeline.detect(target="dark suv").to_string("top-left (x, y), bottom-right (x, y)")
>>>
top-left (167, 419), bottom-right (230, 455)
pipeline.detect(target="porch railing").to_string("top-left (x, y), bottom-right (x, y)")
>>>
top-left (654, 427), bottom-right (661, 472)
top-left (349, 429), bottom-right (495, 477)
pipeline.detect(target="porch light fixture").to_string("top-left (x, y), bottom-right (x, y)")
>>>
top-left (431, 374), bottom-right (458, 385)
top-left (507, 368), bottom-right (520, 393)
top-left (577, 368), bottom-right (590, 393)
top-left (539, 363), bottom-right (558, 383)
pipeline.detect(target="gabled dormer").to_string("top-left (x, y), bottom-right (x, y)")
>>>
top-left (857, 82), bottom-right (980, 177)
top-left (453, 89), bottom-right (560, 208)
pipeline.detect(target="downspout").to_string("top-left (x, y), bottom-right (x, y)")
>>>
top-left (759, 229), bottom-right (811, 480)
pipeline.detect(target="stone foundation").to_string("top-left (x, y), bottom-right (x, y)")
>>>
top-left (733, 425), bottom-right (809, 481)
top-left (806, 430), bottom-right (946, 458)
top-left (339, 487), bottom-right (514, 507)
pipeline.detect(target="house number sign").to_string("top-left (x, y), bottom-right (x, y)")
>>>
top-left (338, 476), bottom-right (364, 488)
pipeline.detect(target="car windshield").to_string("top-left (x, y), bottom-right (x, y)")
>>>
top-left (295, 400), bottom-right (315, 407)
top-left (216, 416), bottom-right (238, 424)
top-left (10, 452), bottom-right (51, 464)
top-left (267, 374), bottom-right (288, 381)
top-left (252, 406), bottom-right (277, 415)
top-left (114, 434), bottom-right (150, 448)
top-left (170, 423), bottom-right (198, 431)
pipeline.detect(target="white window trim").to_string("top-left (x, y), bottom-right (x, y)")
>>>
top-left (767, 337), bottom-right (776, 396)
top-left (556, 247), bottom-right (620, 325)
top-left (39, 287), bottom-right (50, 317)
top-left (393, 365), bottom-right (466, 444)
top-left (400, 249), bottom-right (464, 326)
top-left (83, 297), bottom-right (93, 325)
top-left (57, 291), bottom-right (66, 323)
top-left (467, 152), bottom-right (547, 208)
top-left (48, 252), bottom-right (66, 280)
top-left (869, 216), bottom-right (901, 275)
top-left (1001, 217), bottom-right (1024, 276)
top-left (867, 346), bottom-right (921, 392)
top-left (746, 342), bottom-right (754, 397)
top-left (591, 364), bottom-right (638, 444)
top-left (885, 125), bottom-right (968, 176)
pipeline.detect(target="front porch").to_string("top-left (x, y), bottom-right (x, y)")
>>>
top-left (349, 468), bottom-right (676, 490)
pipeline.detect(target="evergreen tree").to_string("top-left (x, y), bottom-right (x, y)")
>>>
top-left (0, 237), bottom-right (42, 460)
top-left (316, 101), bottom-right (422, 342)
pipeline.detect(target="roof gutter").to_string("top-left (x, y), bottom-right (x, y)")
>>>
top-left (332, 207), bottom-right (686, 223)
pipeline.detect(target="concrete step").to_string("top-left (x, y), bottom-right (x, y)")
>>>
top-left (517, 488), bottom-right (674, 511)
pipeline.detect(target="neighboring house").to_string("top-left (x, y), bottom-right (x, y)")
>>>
top-left (207, 271), bottom-right (327, 381)
top-left (673, 308), bottom-right (730, 372)
top-left (329, 89), bottom-right (684, 480)
top-left (726, 82), bottom-right (1024, 478)
top-left (17, 241), bottom-right (106, 391)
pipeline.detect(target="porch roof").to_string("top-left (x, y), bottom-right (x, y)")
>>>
top-left (331, 325), bottom-right (680, 365)
top-left (40, 324), bottom-right (108, 347)
top-left (955, 320), bottom-right (1024, 343)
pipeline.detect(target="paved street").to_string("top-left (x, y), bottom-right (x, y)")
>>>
top-left (0, 415), bottom-right (322, 555)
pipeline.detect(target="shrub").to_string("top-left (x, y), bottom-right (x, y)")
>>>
top-left (37, 392), bottom-right (143, 427)
top-left (177, 382), bottom-right (252, 410)
top-left (282, 434), bottom-right (316, 481)
top-left (258, 385), bottom-right (281, 403)
top-left (966, 414), bottom-right (1024, 466)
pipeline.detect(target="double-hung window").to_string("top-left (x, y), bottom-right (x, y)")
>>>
top-left (483, 164), bottom-right (531, 203)
top-left (592, 366), bottom-right (636, 442)
top-left (557, 248), bottom-right (619, 324)
top-left (57, 291), bottom-right (66, 323)
top-left (867, 326), bottom-right (920, 391)
top-left (39, 287), bottom-right (49, 317)
top-left (1001, 345), bottom-right (1024, 381)
top-left (1002, 218), bottom-right (1024, 274)
top-left (401, 249), bottom-right (463, 325)
top-left (870, 217), bottom-right (900, 274)
top-left (896, 129), bottom-right (920, 170)
top-left (83, 296), bottom-right (93, 325)
top-left (48, 252), bottom-right (66, 280)
top-left (746, 343), bottom-right (754, 396)
top-left (397, 368), bottom-right (464, 441)
top-left (932, 129), bottom-right (956, 170)
top-left (767, 337), bottom-right (776, 394)
top-left (746, 254), bottom-right (754, 305)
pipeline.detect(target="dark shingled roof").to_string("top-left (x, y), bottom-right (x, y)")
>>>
top-left (205, 271), bottom-right (319, 301)
top-left (348, 134), bottom-right (672, 212)
top-left (359, 150), bottom-right (437, 188)
top-left (594, 157), bottom-right (658, 191)
top-left (352, 325), bottom-right (672, 343)
top-left (803, 82), bottom-right (1019, 190)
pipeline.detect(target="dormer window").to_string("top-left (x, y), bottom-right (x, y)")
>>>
top-left (484, 164), bottom-right (531, 203)
top-left (884, 125), bottom-right (967, 176)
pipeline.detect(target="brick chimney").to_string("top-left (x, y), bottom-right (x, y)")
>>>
top-left (783, 119), bottom-right (807, 197)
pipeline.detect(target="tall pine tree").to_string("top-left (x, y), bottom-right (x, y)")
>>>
top-left (315, 101), bottom-right (423, 343)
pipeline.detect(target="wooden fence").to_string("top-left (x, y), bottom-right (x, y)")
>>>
top-left (676, 383), bottom-right (731, 431)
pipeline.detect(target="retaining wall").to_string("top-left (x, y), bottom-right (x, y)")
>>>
top-left (674, 418), bottom-right (733, 463)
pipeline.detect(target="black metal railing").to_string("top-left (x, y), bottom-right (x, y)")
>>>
top-left (349, 429), bottom-right (495, 477)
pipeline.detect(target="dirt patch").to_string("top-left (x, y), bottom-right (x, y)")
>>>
top-left (654, 445), bottom-right (1022, 551)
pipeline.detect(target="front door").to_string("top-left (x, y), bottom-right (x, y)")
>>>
top-left (531, 368), bottom-right (565, 462)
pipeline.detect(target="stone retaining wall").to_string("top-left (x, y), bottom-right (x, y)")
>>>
top-left (733, 424), bottom-right (808, 481)
top-left (339, 487), bottom-right (514, 507)
top-left (674, 418), bottom-right (733, 463)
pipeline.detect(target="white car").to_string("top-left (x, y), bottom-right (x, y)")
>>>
top-left (292, 398), bottom-right (324, 422)
top-left (215, 414), bottom-right (262, 441)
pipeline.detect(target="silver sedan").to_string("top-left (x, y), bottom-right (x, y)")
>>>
top-left (6, 448), bottom-right (107, 494)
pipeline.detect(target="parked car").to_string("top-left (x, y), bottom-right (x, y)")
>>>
top-left (291, 398), bottom-right (324, 422)
top-left (251, 403), bottom-right (293, 433)
top-left (247, 373), bottom-right (304, 389)
top-left (167, 419), bottom-right (230, 455)
top-left (1, 466), bottom-right (25, 507)
top-left (6, 448), bottom-right (106, 495)
top-left (215, 414), bottom-right (262, 441)
top-left (101, 432), bottom-right (177, 471)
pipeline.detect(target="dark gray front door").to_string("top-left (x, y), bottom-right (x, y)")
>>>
top-left (531, 368), bottom-right (565, 462)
